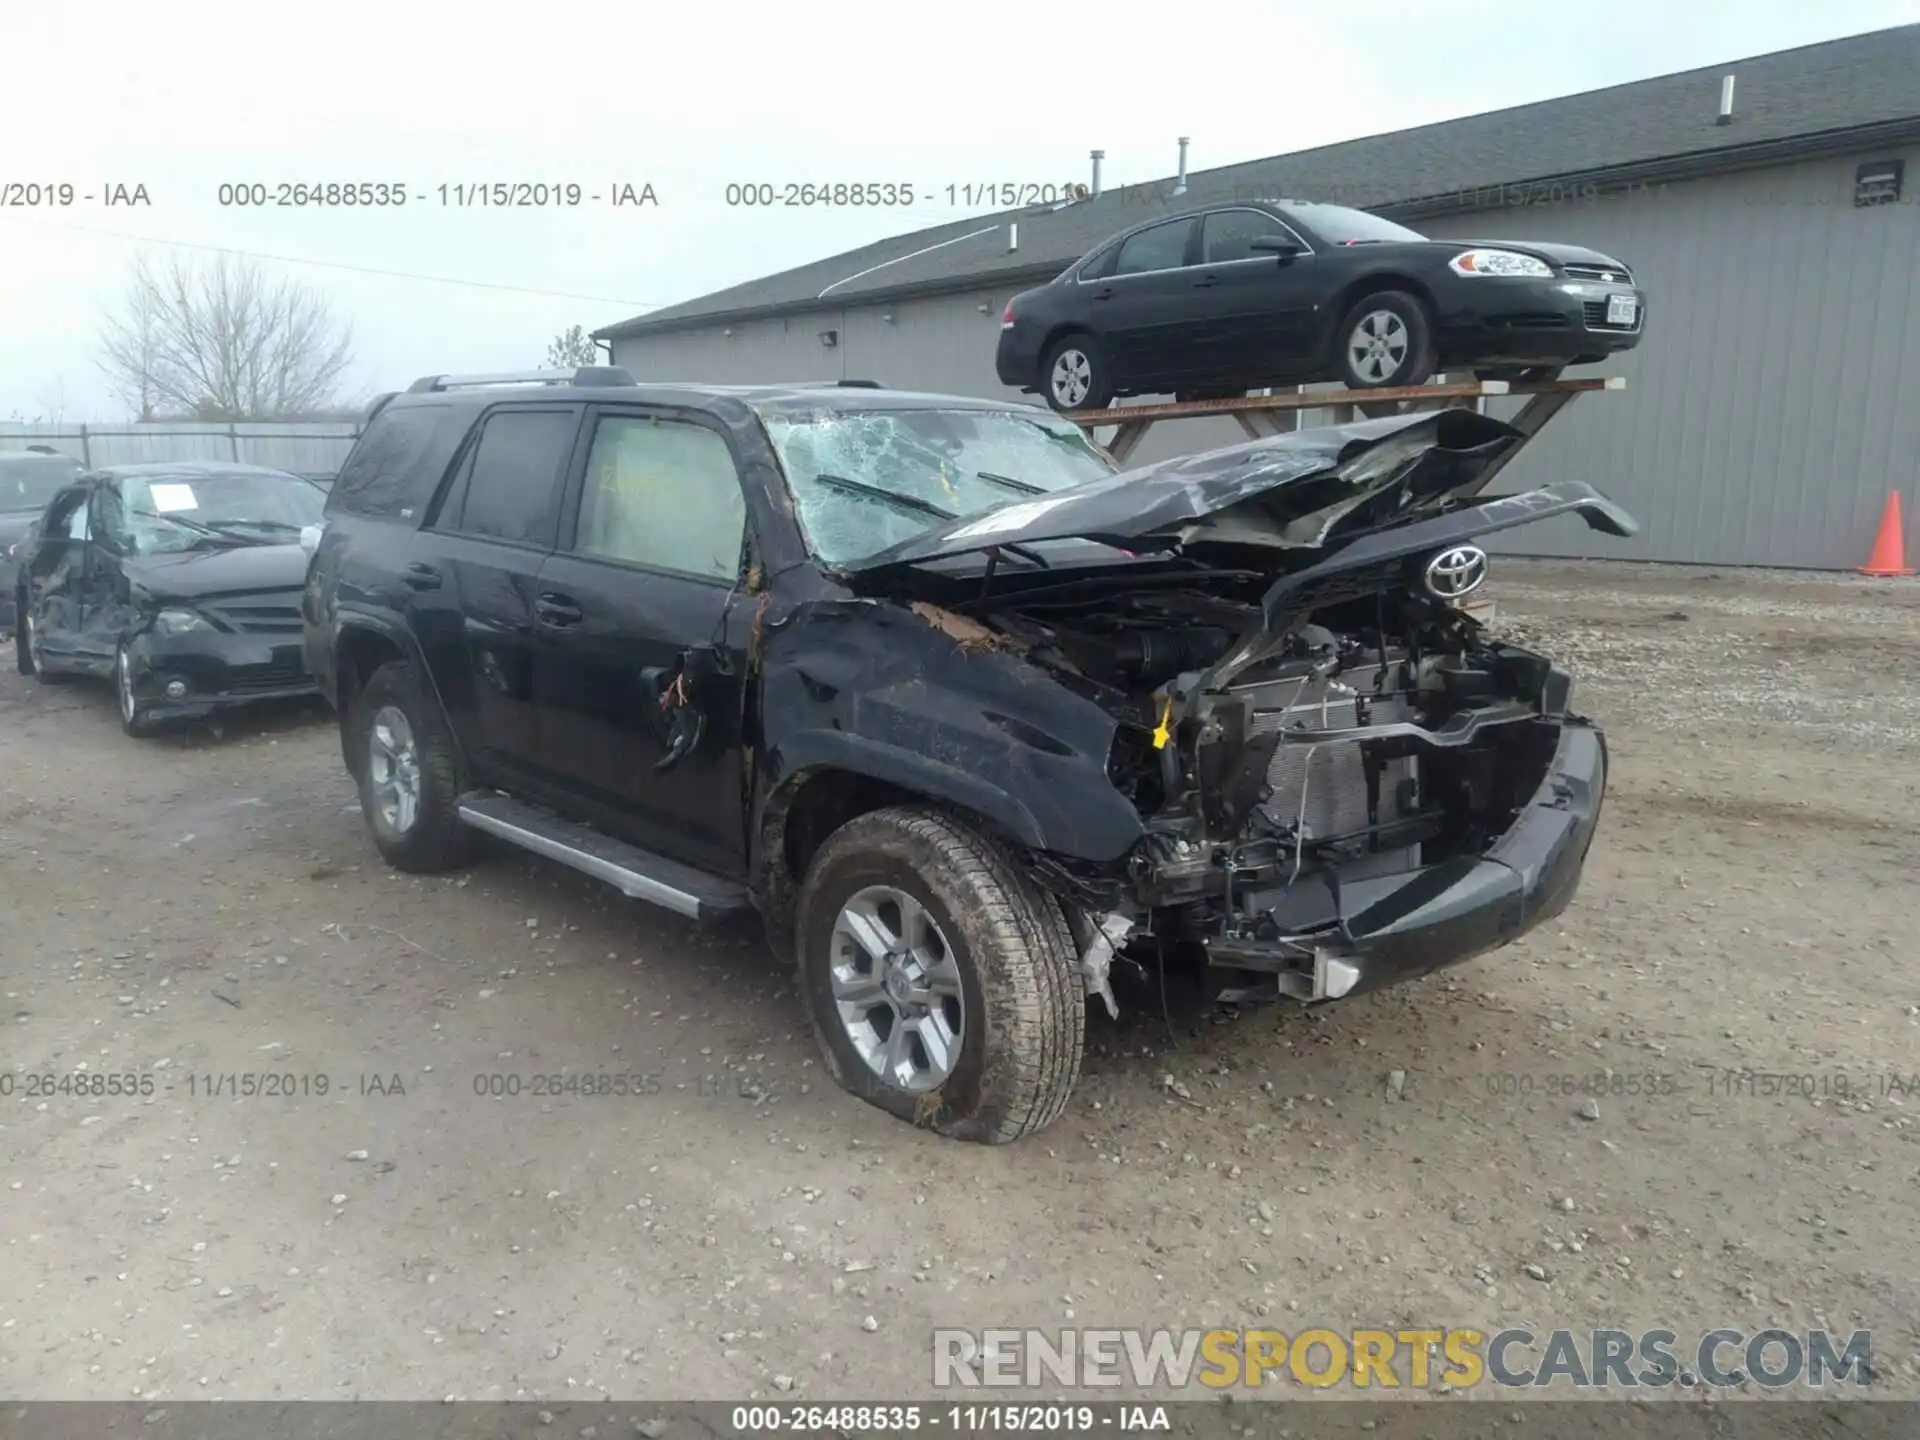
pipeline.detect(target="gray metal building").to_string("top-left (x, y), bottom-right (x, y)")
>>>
top-left (598, 27), bottom-right (1920, 571)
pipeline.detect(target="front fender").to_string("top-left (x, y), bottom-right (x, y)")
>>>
top-left (757, 598), bottom-right (1145, 863)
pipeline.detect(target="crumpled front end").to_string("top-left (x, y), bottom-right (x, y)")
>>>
top-left (1120, 624), bottom-right (1607, 1005)
top-left (833, 405), bottom-right (1636, 1010)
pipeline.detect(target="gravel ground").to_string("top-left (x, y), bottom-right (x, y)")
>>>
top-left (2, 558), bottom-right (1917, 1408)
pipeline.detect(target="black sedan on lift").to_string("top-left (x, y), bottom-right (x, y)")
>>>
top-left (12, 460), bottom-right (325, 736)
top-left (995, 199), bottom-right (1646, 412)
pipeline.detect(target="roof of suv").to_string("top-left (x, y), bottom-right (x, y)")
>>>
top-left (371, 370), bottom-right (1058, 423)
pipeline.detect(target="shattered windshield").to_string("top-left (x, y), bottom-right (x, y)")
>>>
top-left (116, 469), bottom-right (326, 555)
top-left (760, 406), bottom-right (1116, 565)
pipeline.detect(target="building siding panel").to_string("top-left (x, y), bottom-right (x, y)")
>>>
top-left (1429, 146), bottom-right (1920, 569)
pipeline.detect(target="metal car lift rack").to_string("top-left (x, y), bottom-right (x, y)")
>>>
top-left (1061, 375), bottom-right (1626, 482)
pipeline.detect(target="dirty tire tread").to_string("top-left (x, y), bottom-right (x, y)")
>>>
top-left (348, 660), bottom-right (475, 874)
top-left (795, 806), bottom-right (1083, 1144)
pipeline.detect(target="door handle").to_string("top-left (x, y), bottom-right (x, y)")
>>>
top-left (1091, 287), bottom-right (1115, 301)
top-left (1193, 274), bottom-right (1220, 288)
top-left (402, 563), bottom-right (442, 590)
top-left (535, 593), bottom-right (583, 626)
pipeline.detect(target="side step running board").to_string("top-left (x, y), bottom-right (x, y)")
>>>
top-left (455, 791), bottom-right (750, 922)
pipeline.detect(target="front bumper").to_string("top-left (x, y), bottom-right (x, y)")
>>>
top-left (1205, 719), bottom-right (1607, 1000)
top-left (127, 628), bottom-right (318, 720)
top-left (1434, 279), bottom-right (1647, 365)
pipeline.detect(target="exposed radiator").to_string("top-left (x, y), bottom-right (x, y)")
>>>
top-left (1239, 660), bottom-right (1421, 873)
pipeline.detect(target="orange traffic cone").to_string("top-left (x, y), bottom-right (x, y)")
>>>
top-left (1859, 491), bottom-right (1916, 576)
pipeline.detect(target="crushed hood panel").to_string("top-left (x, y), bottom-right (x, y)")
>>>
top-left (842, 407), bottom-right (1523, 577)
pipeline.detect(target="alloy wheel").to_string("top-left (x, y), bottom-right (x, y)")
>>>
top-left (26, 614), bottom-right (45, 675)
top-left (116, 645), bottom-right (137, 723)
top-left (367, 705), bottom-right (423, 837)
top-left (1348, 309), bottom-right (1410, 383)
top-left (1049, 349), bottom-right (1093, 408)
top-left (828, 884), bottom-right (966, 1094)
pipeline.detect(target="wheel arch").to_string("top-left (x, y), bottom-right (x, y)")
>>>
top-left (332, 612), bottom-right (464, 776)
top-left (1324, 273), bottom-right (1437, 356)
top-left (751, 752), bottom-right (1056, 962)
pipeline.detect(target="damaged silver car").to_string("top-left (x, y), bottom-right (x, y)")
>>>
top-left (305, 371), bottom-right (1634, 1143)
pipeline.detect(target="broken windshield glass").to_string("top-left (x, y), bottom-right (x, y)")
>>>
top-left (759, 406), bottom-right (1114, 565)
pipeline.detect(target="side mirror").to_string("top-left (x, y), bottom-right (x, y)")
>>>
top-left (1249, 235), bottom-right (1305, 259)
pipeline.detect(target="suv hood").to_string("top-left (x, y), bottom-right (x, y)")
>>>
top-left (844, 407), bottom-right (1629, 579)
top-left (124, 542), bottom-right (308, 601)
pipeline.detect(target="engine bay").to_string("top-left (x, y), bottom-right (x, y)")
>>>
top-left (975, 577), bottom-right (1576, 949)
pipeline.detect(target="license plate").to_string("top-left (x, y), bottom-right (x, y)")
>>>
top-left (1606, 294), bottom-right (1638, 326)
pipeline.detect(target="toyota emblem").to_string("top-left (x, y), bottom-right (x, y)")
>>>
top-left (1423, 544), bottom-right (1490, 600)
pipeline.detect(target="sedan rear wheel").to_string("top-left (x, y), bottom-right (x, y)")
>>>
top-left (1040, 333), bottom-right (1114, 413)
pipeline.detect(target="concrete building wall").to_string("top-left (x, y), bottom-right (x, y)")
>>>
top-left (613, 145), bottom-right (1920, 570)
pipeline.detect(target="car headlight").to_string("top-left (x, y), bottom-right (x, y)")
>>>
top-left (153, 608), bottom-right (214, 635)
top-left (1449, 248), bottom-right (1553, 278)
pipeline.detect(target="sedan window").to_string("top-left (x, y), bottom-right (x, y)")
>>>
top-left (1111, 219), bottom-right (1194, 276)
top-left (1203, 209), bottom-right (1297, 263)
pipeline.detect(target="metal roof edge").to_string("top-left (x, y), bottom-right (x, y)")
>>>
top-left (594, 259), bottom-right (1074, 341)
top-left (1386, 115), bottom-right (1920, 219)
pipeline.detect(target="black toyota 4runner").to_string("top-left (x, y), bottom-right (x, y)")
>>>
top-left (303, 366), bottom-right (1635, 1144)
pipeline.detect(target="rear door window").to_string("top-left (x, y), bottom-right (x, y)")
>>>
top-left (440, 408), bottom-right (579, 549)
top-left (327, 402), bottom-right (466, 521)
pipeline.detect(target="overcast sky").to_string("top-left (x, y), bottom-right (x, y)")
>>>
top-left (3, 0), bottom-right (1917, 421)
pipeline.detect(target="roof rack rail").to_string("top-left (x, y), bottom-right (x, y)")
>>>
top-left (835, 379), bottom-right (883, 388)
top-left (405, 367), bottom-right (639, 393)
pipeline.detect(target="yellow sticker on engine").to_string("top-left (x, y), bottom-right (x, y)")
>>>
top-left (1152, 695), bottom-right (1173, 749)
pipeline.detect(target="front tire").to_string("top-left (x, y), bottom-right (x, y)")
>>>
top-left (1333, 290), bottom-right (1434, 389)
top-left (794, 807), bottom-right (1084, 1143)
top-left (1040, 333), bottom-right (1114, 413)
top-left (115, 641), bottom-right (159, 737)
top-left (346, 660), bottom-right (475, 873)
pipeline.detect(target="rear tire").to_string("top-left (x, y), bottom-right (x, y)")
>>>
top-left (794, 807), bottom-right (1084, 1143)
top-left (1333, 290), bottom-right (1434, 389)
top-left (1040, 333), bottom-right (1114, 413)
top-left (346, 660), bottom-right (475, 873)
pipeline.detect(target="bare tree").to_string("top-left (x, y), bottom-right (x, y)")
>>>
top-left (544, 325), bottom-right (601, 369)
top-left (98, 277), bottom-right (164, 421)
top-left (95, 251), bottom-right (355, 421)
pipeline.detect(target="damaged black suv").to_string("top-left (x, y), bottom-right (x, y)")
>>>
top-left (303, 366), bottom-right (1635, 1143)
